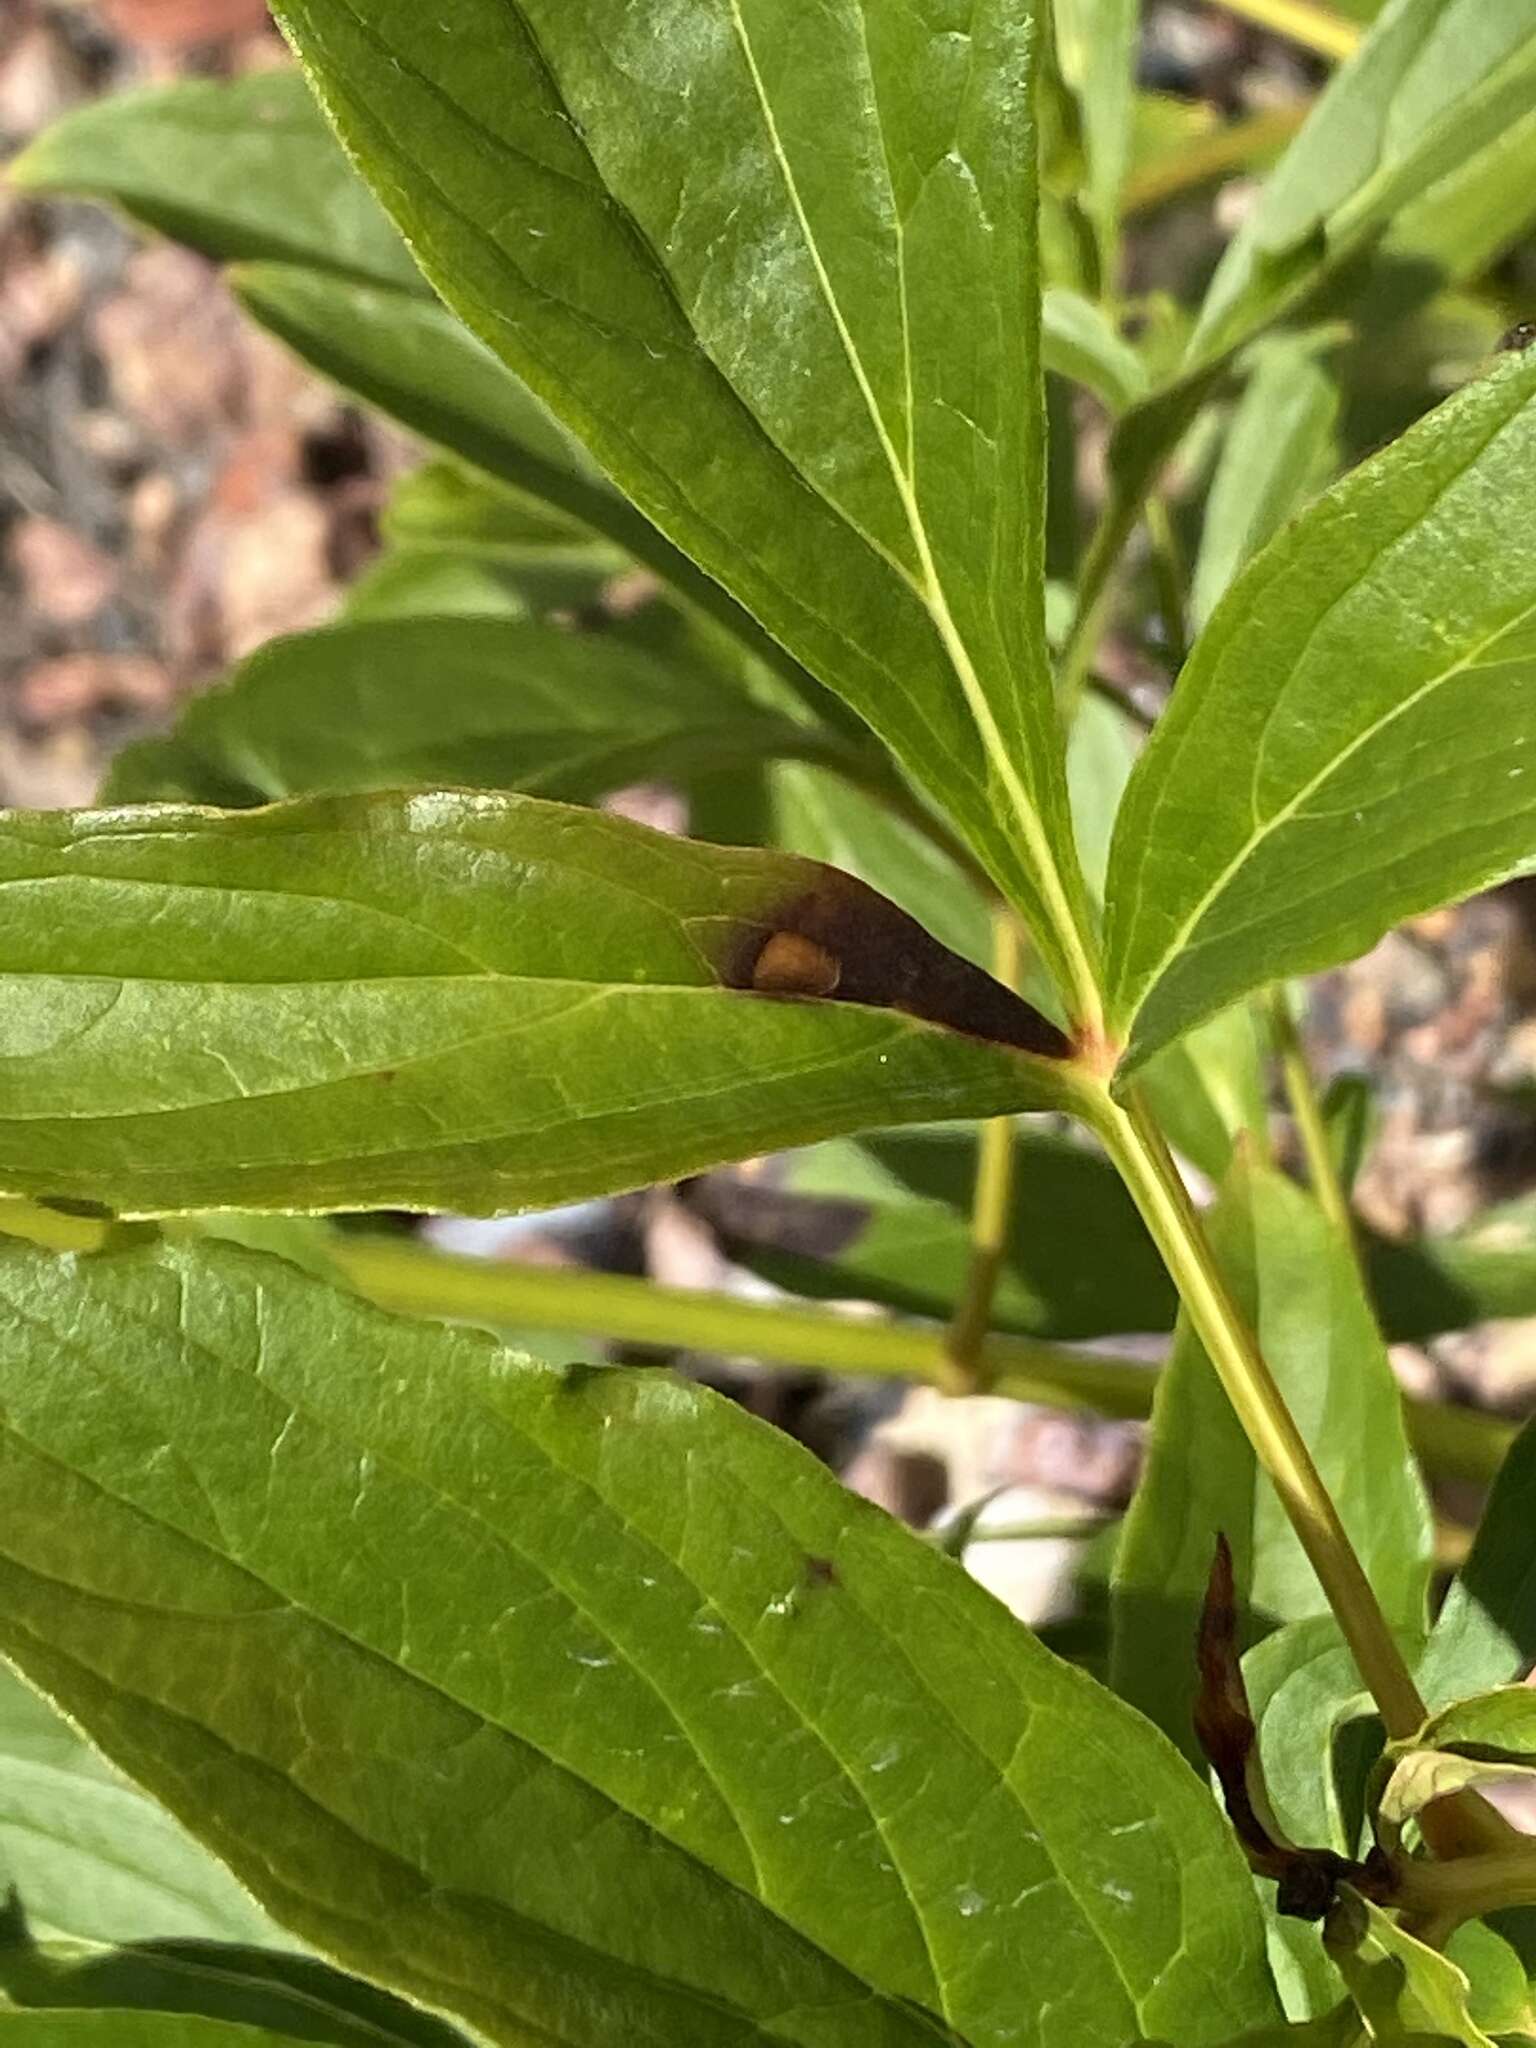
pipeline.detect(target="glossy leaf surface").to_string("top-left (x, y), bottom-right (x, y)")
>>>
top-left (103, 617), bottom-right (838, 809)
top-left (270, 0), bottom-right (1098, 1009)
top-left (1111, 1162), bottom-right (1431, 1756)
top-left (1106, 348), bottom-right (1536, 1067)
top-left (0, 791), bottom-right (1079, 1217)
top-left (0, 1234), bottom-right (1282, 2048)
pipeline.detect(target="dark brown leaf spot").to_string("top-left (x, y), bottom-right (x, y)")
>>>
top-left (723, 871), bottom-right (1071, 1059)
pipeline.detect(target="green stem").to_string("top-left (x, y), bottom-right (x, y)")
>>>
top-left (1143, 496), bottom-right (1189, 674)
top-left (1057, 525), bottom-right (1124, 721)
top-left (1393, 1844), bottom-right (1536, 1935)
top-left (1269, 983), bottom-right (1357, 1250)
top-left (945, 915), bottom-right (1025, 1391)
top-left (0, 1198), bottom-right (1511, 1485)
top-left (1122, 104), bottom-right (1305, 217)
top-left (325, 1230), bottom-right (1156, 1413)
top-left (1091, 1084), bottom-right (1429, 1741)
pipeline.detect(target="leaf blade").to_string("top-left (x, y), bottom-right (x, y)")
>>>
top-left (7, 71), bottom-right (420, 289)
top-left (269, 0), bottom-right (1098, 1009)
top-left (0, 791), bottom-right (1078, 1217)
top-left (0, 1235), bottom-right (1282, 2048)
top-left (102, 617), bottom-right (840, 810)
top-left (1106, 349), bottom-right (1536, 1066)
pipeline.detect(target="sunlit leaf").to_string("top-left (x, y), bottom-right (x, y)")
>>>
top-left (269, 0), bottom-right (1100, 1011)
top-left (1106, 348), bottom-right (1536, 1067)
top-left (0, 791), bottom-right (1083, 1217)
top-left (0, 1234), bottom-right (1283, 2048)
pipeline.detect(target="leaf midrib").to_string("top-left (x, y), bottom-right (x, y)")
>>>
top-left (722, 0), bottom-right (1082, 962)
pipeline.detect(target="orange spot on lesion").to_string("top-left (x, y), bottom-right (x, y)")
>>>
top-left (750, 930), bottom-right (842, 998)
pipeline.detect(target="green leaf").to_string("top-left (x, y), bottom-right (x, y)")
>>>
top-left (0, 1913), bottom-right (472, 2048)
top-left (336, 547), bottom-right (543, 623)
top-left (229, 266), bottom-right (631, 539)
top-left (101, 617), bottom-right (839, 809)
top-left (232, 264), bottom-right (862, 743)
top-left (1186, 2), bottom-right (1536, 370)
top-left (383, 459), bottom-right (585, 551)
top-left (1208, 2016), bottom-right (1458, 2048)
top-left (1380, 1744), bottom-right (1536, 1824)
top-left (1418, 1417), bottom-right (1536, 1709)
top-left (1105, 347), bottom-right (1536, 1068)
top-left (0, 2019), bottom-right (315, 2045)
top-left (6, 71), bottom-right (419, 289)
top-left (1138, 1004), bottom-right (1272, 1184)
top-left (346, 460), bottom-right (622, 619)
top-left (1043, 288), bottom-right (1149, 413)
top-left (1191, 336), bottom-right (1341, 631)
top-left (718, 1125), bottom-right (1176, 1342)
top-left (1380, 1688), bottom-right (1536, 1824)
top-left (0, 790), bottom-right (1084, 1217)
top-left (1329, 1892), bottom-right (1495, 2048)
top-left (769, 688), bottom-right (1143, 984)
top-left (1049, 0), bottom-right (1138, 290)
top-left (268, 0), bottom-right (1100, 1013)
top-left (1242, 1619), bottom-right (1374, 1857)
top-left (1111, 1160), bottom-right (1431, 1758)
top-left (1398, 1688), bottom-right (1536, 1766)
top-left (0, 1667), bottom-right (277, 1950)
top-left (768, 764), bottom-right (993, 969)
top-left (0, 1233), bottom-right (1283, 2048)
top-left (1386, 99), bottom-right (1536, 288)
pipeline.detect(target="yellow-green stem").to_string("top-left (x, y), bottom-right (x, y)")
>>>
top-left (1393, 1844), bottom-right (1536, 1936)
top-left (1091, 1084), bottom-right (1428, 1740)
top-left (1269, 983), bottom-right (1357, 1249)
top-left (944, 915), bottom-right (1025, 1391)
top-left (1123, 104), bottom-right (1305, 217)
top-left (1217, 0), bottom-right (1359, 59)
top-left (0, 1201), bottom-right (1511, 1487)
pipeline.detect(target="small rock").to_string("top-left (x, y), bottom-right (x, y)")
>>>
top-left (17, 651), bottom-right (170, 723)
top-left (843, 1445), bottom-right (948, 1526)
top-left (93, 0), bottom-right (275, 48)
top-left (8, 514), bottom-right (117, 625)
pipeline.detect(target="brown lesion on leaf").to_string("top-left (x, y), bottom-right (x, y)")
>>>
top-left (719, 869), bottom-right (1072, 1060)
